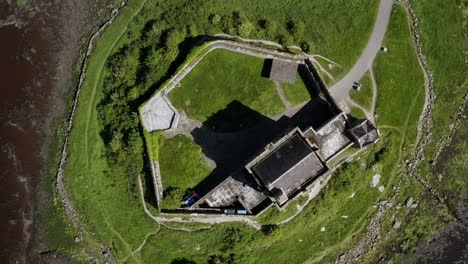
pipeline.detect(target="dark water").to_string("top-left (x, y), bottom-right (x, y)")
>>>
top-left (0, 3), bottom-right (53, 262)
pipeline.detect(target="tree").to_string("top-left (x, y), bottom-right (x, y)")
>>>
top-left (165, 28), bottom-right (185, 49)
top-left (239, 21), bottom-right (254, 37)
top-left (258, 19), bottom-right (270, 30)
top-left (161, 187), bottom-right (186, 209)
top-left (276, 34), bottom-right (293, 46)
top-left (208, 14), bottom-right (221, 25)
top-left (286, 18), bottom-right (305, 36)
top-left (300, 41), bottom-right (311, 53)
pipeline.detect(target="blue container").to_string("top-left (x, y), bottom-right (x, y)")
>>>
top-left (183, 198), bottom-right (197, 206)
top-left (223, 209), bottom-right (236, 214)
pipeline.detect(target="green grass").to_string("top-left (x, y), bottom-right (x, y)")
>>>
top-left (170, 49), bottom-right (285, 122)
top-left (357, 6), bottom-right (455, 263)
top-left (258, 202), bottom-right (297, 225)
top-left (281, 74), bottom-right (312, 105)
top-left (136, 144), bottom-right (401, 263)
top-left (350, 106), bottom-right (367, 120)
top-left (350, 71), bottom-right (373, 111)
top-left (136, 0), bottom-right (379, 69)
top-left (257, 194), bottom-right (309, 225)
top-left (412, 0), bottom-right (467, 157)
top-left (313, 57), bottom-right (347, 85)
top-left (63, 0), bottom-right (157, 262)
top-left (143, 130), bottom-right (163, 161)
top-left (411, 0), bottom-right (467, 194)
top-left (374, 6), bottom-right (425, 153)
top-left (158, 135), bottom-right (213, 209)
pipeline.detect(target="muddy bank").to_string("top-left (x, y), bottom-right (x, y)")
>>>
top-left (0, 0), bottom-right (118, 263)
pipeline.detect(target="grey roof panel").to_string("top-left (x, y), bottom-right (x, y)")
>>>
top-left (269, 59), bottom-right (299, 84)
top-left (271, 151), bottom-right (324, 195)
top-left (252, 134), bottom-right (313, 187)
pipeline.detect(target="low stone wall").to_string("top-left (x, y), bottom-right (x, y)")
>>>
top-left (140, 38), bottom-right (308, 133)
top-left (150, 161), bottom-right (163, 208)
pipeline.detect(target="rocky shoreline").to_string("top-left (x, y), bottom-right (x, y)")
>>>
top-left (54, 2), bottom-right (127, 263)
top-left (0, 0), bottom-right (124, 263)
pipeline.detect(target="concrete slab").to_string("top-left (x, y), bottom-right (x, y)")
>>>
top-left (140, 95), bottom-right (177, 131)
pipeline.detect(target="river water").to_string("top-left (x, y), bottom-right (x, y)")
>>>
top-left (0, 2), bottom-right (54, 262)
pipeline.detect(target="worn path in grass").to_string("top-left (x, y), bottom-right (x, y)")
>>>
top-left (63, 0), bottom-right (149, 261)
top-left (330, 0), bottom-right (395, 100)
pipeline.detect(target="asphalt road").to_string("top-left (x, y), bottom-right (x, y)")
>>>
top-left (329, 0), bottom-right (395, 100)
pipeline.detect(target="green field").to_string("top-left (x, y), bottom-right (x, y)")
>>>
top-left (158, 135), bottom-right (213, 209)
top-left (349, 106), bottom-right (367, 120)
top-left (170, 49), bottom-right (285, 122)
top-left (281, 73), bottom-right (312, 106)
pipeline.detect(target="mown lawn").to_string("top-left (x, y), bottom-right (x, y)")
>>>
top-left (313, 57), bottom-right (347, 85)
top-left (158, 135), bottom-right (213, 209)
top-left (350, 106), bottom-right (367, 120)
top-left (281, 73), bottom-right (312, 106)
top-left (169, 49), bottom-right (285, 122)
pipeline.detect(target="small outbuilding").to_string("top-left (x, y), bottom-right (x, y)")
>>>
top-left (348, 119), bottom-right (380, 148)
top-left (269, 59), bottom-right (299, 84)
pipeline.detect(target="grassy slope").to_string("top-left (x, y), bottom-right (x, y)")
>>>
top-left (138, 0), bottom-right (379, 69)
top-left (364, 1), bottom-right (468, 261)
top-left (361, 5), bottom-right (451, 262)
top-left (374, 6), bottom-right (425, 158)
top-left (350, 71), bottom-right (373, 111)
top-left (142, 130), bottom-right (163, 161)
top-left (63, 0), bottom-right (156, 262)
top-left (411, 0), bottom-right (467, 184)
top-left (170, 49), bottom-right (285, 121)
top-left (281, 73), bottom-right (311, 105)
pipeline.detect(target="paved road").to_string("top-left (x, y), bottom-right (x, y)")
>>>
top-left (329, 0), bottom-right (395, 100)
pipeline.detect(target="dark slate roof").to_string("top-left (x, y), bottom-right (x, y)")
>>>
top-left (252, 133), bottom-right (324, 195)
top-left (348, 120), bottom-right (379, 148)
top-left (270, 151), bottom-right (324, 195)
top-left (269, 59), bottom-right (299, 84)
